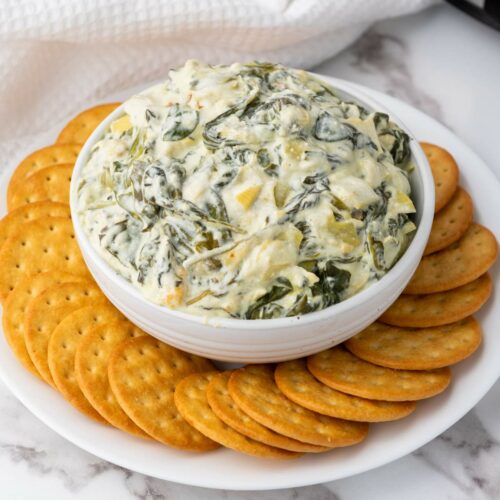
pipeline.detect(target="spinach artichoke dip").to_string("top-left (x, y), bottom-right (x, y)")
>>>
top-left (77, 61), bottom-right (417, 319)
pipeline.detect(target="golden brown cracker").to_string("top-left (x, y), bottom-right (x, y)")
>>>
top-left (48, 304), bottom-right (124, 422)
top-left (421, 143), bottom-right (459, 212)
top-left (7, 164), bottom-right (73, 211)
top-left (228, 364), bottom-right (368, 448)
top-left (7, 143), bottom-right (81, 201)
top-left (0, 217), bottom-right (91, 302)
top-left (0, 201), bottom-right (70, 249)
top-left (275, 359), bottom-right (416, 422)
top-left (308, 347), bottom-right (451, 401)
top-left (207, 371), bottom-right (328, 453)
top-left (56, 103), bottom-right (121, 145)
top-left (24, 281), bottom-right (109, 386)
top-left (382, 274), bottom-right (492, 328)
top-left (405, 223), bottom-right (498, 295)
top-left (424, 187), bottom-right (473, 255)
top-left (345, 317), bottom-right (481, 370)
top-left (176, 372), bottom-right (301, 459)
top-left (75, 320), bottom-right (149, 438)
top-left (2, 271), bottom-right (84, 379)
top-left (108, 336), bottom-right (217, 451)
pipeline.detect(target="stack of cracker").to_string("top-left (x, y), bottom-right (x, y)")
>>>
top-left (0, 102), bottom-right (497, 460)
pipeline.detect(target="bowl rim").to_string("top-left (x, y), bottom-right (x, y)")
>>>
top-left (70, 72), bottom-right (435, 331)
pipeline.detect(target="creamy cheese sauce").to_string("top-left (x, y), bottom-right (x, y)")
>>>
top-left (78, 61), bottom-right (416, 319)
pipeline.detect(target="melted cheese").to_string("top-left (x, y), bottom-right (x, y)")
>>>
top-left (78, 61), bottom-right (416, 319)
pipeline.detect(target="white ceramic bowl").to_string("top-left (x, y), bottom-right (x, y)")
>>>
top-left (70, 74), bottom-right (434, 363)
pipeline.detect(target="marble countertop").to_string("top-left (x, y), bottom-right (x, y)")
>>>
top-left (1, 3), bottom-right (499, 499)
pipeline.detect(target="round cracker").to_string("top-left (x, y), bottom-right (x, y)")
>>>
top-left (7, 164), bottom-right (73, 211)
top-left (75, 320), bottom-right (149, 438)
top-left (0, 201), bottom-right (70, 249)
top-left (176, 372), bottom-right (301, 459)
top-left (345, 317), bottom-right (481, 370)
top-left (108, 336), bottom-right (217, 451)
top-left (48, 304), bottom-right (124, 422)
top-left (421, 143), bottom-right (459, 212)
top-left (207, 371), bottom-right (328, 453)
top-left (2, 271), bottom-right (84, 379)
top-left (307, 347), bottom-right (451, 401)
top-left (24, 281), bottom-right (109, 386)
top-left (275, 359), bottom-right (416, 422)
top-left (382, 274), bottom-right (492, 328)
top-left (404, 223), bottom-right (498, 295)
top-left (0, 217), bottom-right (91, 302)
top-left (228, 365), bottom-right (368, 448)
top-left (7, 143), bottom-right (81, 201)
top-left (56, 103), bottom-right (121, 145)
top-left (424, 187), bottom-right (473, 255)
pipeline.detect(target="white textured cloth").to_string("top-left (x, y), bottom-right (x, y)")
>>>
top-left (0, 0), bottom-right (435, 164)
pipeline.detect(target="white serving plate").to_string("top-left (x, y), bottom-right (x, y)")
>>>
top-left (0, 78), bottom-right (498, 491)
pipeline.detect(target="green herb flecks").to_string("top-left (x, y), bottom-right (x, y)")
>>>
top-left (310, 260), bottom-right (351, 308)
top-left (314, 112), bottom-right (358, 143)
top-left (162, 104), bottom-right (199, 141)
top-left (373, 112), bottom-right (410, 166)
top-left (245, 277), bottom-right (293, 319)
top-left (281, 173), bottom-right (330, 222)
